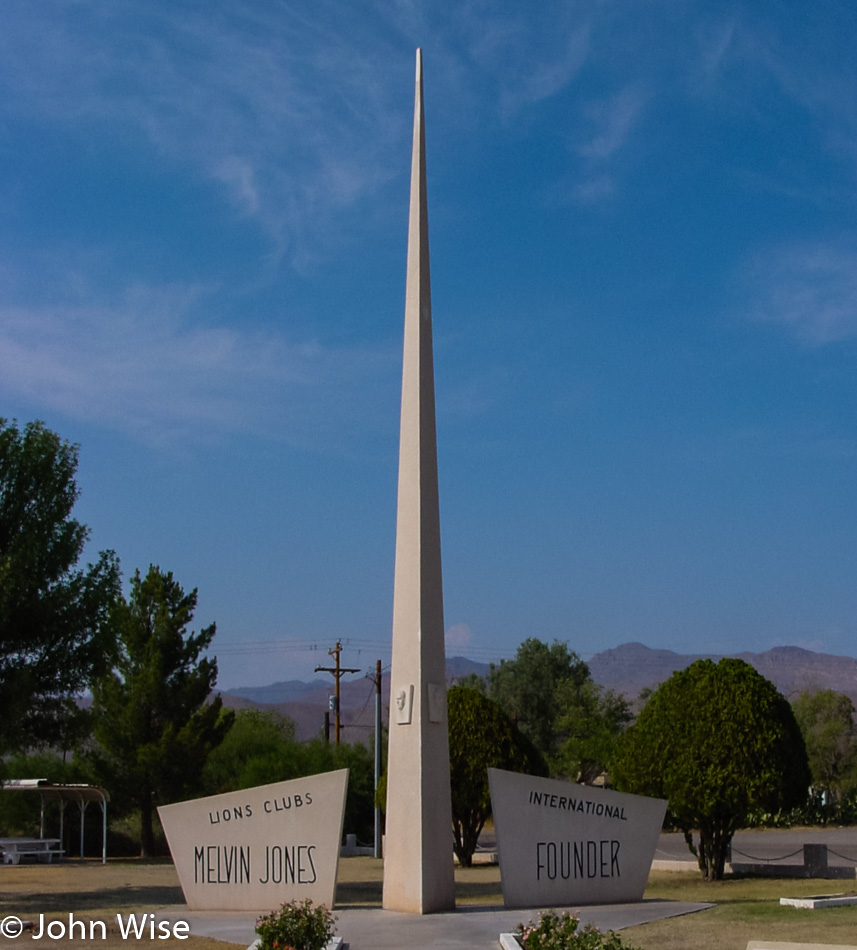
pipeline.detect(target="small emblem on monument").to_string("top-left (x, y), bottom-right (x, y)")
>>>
top-left (394, 684), bottom-right (414, 724)
top-left (427, 683), bottom-right (445, 723)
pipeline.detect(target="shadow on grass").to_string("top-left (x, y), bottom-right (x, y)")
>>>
top-left (333, 875), bottom-right (505, 909)
top-left (2, 886), bottom-right (185, 913)
top-left (335, 878), bottom-right (383, 907)
top-left (455, 877), bottom-right (504, 905)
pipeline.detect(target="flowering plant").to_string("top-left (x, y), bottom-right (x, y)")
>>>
top-left (515, 910), bottom-right (641, 950)
top-left (255, 899), bottom-right (336, 950)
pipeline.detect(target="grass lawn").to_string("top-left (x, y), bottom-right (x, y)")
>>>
top-left (2, 858), bottom-right (857, 949)
top-left (624, 871), bottom-right (857, 950)
top-left (0, 860), bottom-right (233, 950)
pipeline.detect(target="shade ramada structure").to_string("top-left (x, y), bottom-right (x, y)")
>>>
top-left (1, 778), bottom-right (110, 864)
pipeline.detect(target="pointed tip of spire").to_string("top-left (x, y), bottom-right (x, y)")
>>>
top-left (415, 47), bottom-right (422, 80)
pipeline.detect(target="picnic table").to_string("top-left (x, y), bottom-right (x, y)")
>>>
top-left (0, 837), bottom-right (64, 865)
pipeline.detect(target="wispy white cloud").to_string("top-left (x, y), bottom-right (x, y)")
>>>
top-left (0, 1), bottom-right (606, 259)
top-left (688, 16), bottom-right (741, 91)
top-left (702, 18), bottom-right (739, 80)
top-left (573, 175), bottom-right (615, 205)
top-left (0, 279), bottom-right (397, 449)
top-left (0, 2), bottom-right (407, 262)
top-left (445, 623), bottom-right (472, 652)
top-left (689, 11), bottom-right (857, 174)
top-left (763, 44), bottom-right (857, 175)
top-left (741, 239), bottom-right (857, 344)
top-left (213, 158), bottom-right (261, 216)
top-left (570, 85), bottom-right (649, 203)
top-left (577, 85), bottom-right (649, 161)
top-left (413, 1), bottom-right (592, 117)
top-left (495, 26), bottom-right (590, 115)
top-left (4, 2), bottom-right (608, 448)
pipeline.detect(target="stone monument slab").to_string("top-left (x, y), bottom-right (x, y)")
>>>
top-left (488, 768), bottom-right (667, 908)
top-left (158, 769), bottom-right (348, 911)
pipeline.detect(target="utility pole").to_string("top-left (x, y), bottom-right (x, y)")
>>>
top-left (315, 640), bottom-right (360, 745)
top-left (372, 659), bottom-right (383, 858)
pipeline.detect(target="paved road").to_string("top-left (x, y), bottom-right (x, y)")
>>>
top-left (481, 825), bottom-right (857, 867)
top-left (655, 827), bottom-right (857, 867)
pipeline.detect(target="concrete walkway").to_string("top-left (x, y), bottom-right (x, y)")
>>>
top-left (160, 899), bottom-right (713, 949)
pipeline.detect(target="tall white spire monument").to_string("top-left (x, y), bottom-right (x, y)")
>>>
top-left (382, 48), bottom-right (456, 914)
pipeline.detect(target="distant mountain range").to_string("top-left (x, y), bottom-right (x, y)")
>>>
top-left (587, 642), bottom-right (857, 707)
top-left (218, 658), bottom-right (493, 743)
top-left (218, 642), bottom-right (857, 742)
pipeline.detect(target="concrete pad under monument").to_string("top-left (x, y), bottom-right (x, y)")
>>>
top-left (489, 768), bottom-right (667, 908)
top-left (158, 769), bottom-right (347, 911)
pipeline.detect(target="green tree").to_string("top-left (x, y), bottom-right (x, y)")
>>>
top-left (309, 740), bottom-right (376, 845)
top-left (488, 638), bottom-right (590, 759)
top-left (202, 709), bottom-right (375, 844)
top-left (453, 671), bottom-right (486, 693)
top-left (792, 689), bottom-right (857, 807)
top-left (90, 565), bottom-right (233, 856)
top-left (448, 685), bottom-right (548, 866)
top-left (0, 418), bottom-right (120, 755)
top-left (612, 658), bottom-right (810, 881)
top-left (0, 750), bottom-right (96, 838)
top-left (553, 679), bottom-right (632, 784)
top-left (202, 708), bottom-right (297, 795)
top-left (240, 738), bottom-right (376, 845)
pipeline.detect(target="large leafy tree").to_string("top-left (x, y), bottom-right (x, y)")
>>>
top-left (612, 658), bottom-right (810, 880)
top-left (552, 678), bottom-right (632, 784)
top-left (202, 708), bottom-right (297, 795)
top-left (203, 708), bottom-right (376, 844)
top-left (448, 685), bottom-right (547, 866)
top-left (792, 689), bottom-right (857, 807)
top-left (90, 565), bottom-right (233, 856)
top-left (488, 638), bottom-right (590, 759)
top-left (0, 418), bottom-right (120, 755)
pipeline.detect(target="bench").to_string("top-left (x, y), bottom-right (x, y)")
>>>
top-left (0, 838), bottom-right (64, 865)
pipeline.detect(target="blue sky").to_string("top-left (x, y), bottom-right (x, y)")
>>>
top-left (2, 1), bottom-right (856, 689)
